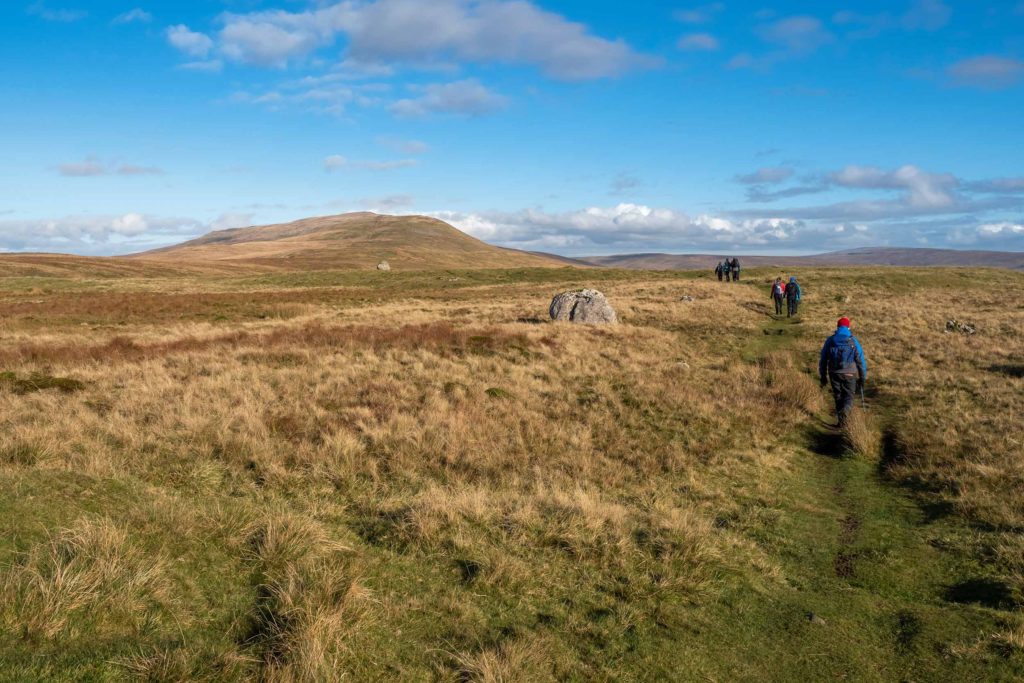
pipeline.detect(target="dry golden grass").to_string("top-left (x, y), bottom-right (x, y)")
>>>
top-left (0, 272), bottom-right (783, 678)
top-left (1, 517), bottom-right (168, 640)
top-left (1, 265), bottom-right (1022, 680)
top-left (842, 408), bottom-right (882, 460)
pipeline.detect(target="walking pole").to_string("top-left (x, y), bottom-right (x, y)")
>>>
top-left (859, 381), bottom-right (866, 409)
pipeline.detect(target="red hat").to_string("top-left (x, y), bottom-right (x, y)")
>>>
top-left (837, 317), bottom-right (851, 328)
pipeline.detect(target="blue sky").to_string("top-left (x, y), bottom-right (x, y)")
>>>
top-left (1, 0), bottom-right (1023, 256)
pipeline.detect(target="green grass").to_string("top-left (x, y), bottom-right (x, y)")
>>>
top-left (0, 266), bottom-right (1022, 681)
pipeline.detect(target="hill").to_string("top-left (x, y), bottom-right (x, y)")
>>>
top-left (582, 247), bottom-right (1024, 271)
top-left (134, 212), bottom-right (568, 271)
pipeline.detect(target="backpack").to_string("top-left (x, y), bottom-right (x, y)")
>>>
top-left (773, 282), bottom-right (784, 296)
top-left (828, 336), bottom-right (859, 375)
top-left (785, 282), bottom-right (797, 298)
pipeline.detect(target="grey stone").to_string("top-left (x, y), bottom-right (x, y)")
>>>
top-left (376, 261), bottom-right (391, 272)
top-left (945, 319), bottom-right (975, 335)
top-left (549, 289), bottom-right (618, 325)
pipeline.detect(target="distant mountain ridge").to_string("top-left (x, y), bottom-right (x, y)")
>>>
top-left (581, 247), bottom-right (1024, 271)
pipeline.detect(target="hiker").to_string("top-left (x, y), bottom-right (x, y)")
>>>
top-left (785, 276), bottom-right (802, 317)
top-left (770, 277), bottom-right (785, 315)
top-left (819, 317), bottom-right (867, 428)
top-left (715, 262), bottom-right (724, 281)
top-left (731, 258), bottom-right (741, 282)
top-left (723, 258), bottom-right (732, 282)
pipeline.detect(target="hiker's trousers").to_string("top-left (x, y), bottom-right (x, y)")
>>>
top-left (787, 299), bottom-right (799, 316)
top-left (774, 295), bottom-right (784, 315)
top-left (830, 374), bottom-right (858, 423)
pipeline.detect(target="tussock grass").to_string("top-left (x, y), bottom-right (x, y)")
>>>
top-left (1, 517), bottom-right (168, 640)
top-left (1, 266), bottom-right (1022, 679)
top-left (842, 408), bottom-right (882, 459)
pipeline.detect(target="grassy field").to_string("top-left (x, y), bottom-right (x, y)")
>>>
top-left (0, 264), bottom-right (1022, 681)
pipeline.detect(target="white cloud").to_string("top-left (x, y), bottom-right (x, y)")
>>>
top-left (110, 212), bottom-right (148, 235)
top-left (389, 79), bottom-right (507, 117)
top-left (756, 16), bottom-right (834, 55)
top-left (677, 33), bottom-right (720, 51)
top-left (58, 158), bottom-right (106, 177)
top-left (901, 0), bottom-right (951, 31)
top-left (356, 159), bottom-right (419, 171)
top-left (736, 167), bottom-right (795, 185)
top-left (0, 214), bottom-right (205, 254)
top-left (324, 154), bottom-right (348, 171)
top-left (834, 0), bottom-right (951, 39)
top-left (209, 0), bottom-right (656, 79)
top-left (27, 2), bottom-right (86, 22)
top-left (948, 56), bottom-right (1024, 90)
top-left (378, 137), bottom-right (430, 154)
top-left (673, 3), bottom-right (725, 24)
top-left (167, 25), bottom-right (214, 59)
top-left (116, 164), bottom-right (163, 176)
top-left (976, 221), bottom-right (1024, 237)
top-left (726, 52), bottom-right (756, 70)
top-left (113, 8), bottom-right (151, 25)
top-left (210, 213), bottom-right (254, 230)
top-left (323, 155), bottom-right (418, 171)
top-left (56, 158), bottom-right (164, 177)
top-left (830, 164), bottom-right (957, 208)
top-left (179, 60), bottom-right (223, 73)
top-left (433, 203), bottom-right (812, 252)
top-left (231, 79), bottom-right (387, 116)
top-left (359, 194), bottom-right (415, 210)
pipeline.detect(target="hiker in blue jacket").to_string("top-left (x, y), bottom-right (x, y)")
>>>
top-left (785, 277), bottom-right (802, 317)
top-left (819, 317), bottom-right (867, 428)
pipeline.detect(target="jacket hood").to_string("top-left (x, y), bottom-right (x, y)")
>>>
top-left (834, 326), bottom-right (852, 338)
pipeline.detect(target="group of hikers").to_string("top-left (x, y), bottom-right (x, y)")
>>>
top-left (711, 260), bottom-right (866, 428)
top-left (715, 258), bottom-right (741, 282)
top-left (770, 276), bottom-right (802, 317)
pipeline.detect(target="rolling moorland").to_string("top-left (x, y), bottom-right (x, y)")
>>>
top-left (0, 214), bottom-right (1022, 681)
top-left (582, 247), bottom-right (1024, 271)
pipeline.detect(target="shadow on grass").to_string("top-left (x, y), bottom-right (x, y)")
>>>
top-left (988, 364), bottom-right (1024, 379)
top-left (944, 578), bottom-right (1021, 610)
top-left (807, 426), bottom-right (845, 460)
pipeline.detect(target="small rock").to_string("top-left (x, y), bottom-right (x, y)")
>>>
top-left (945, 319), bottom-right (975, 335)
top-left (808, 612), bottom-right (827, 626)
top-left (376, 261), bottom-right (391, 272)
top-left (679, 295), bottom-right (695, 302)
top-left (549, 289), bottom-right (618, 325)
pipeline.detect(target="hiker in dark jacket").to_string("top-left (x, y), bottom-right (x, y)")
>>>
top-left (715, 262), bottom-right (724, 281)
top-left (819, 317), bottom-right (867, 428)
top-left (785, 276), bottom-right (801, 317)
top-left (731, 258), bottom-right (741, 282)
top-left (770, 277), bottom-right (785, 315)
top-left (723, 258), bottom-right (732, 282)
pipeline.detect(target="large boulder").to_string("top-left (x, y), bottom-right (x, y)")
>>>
top-left (549, 289), bottom-right (618, 324)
